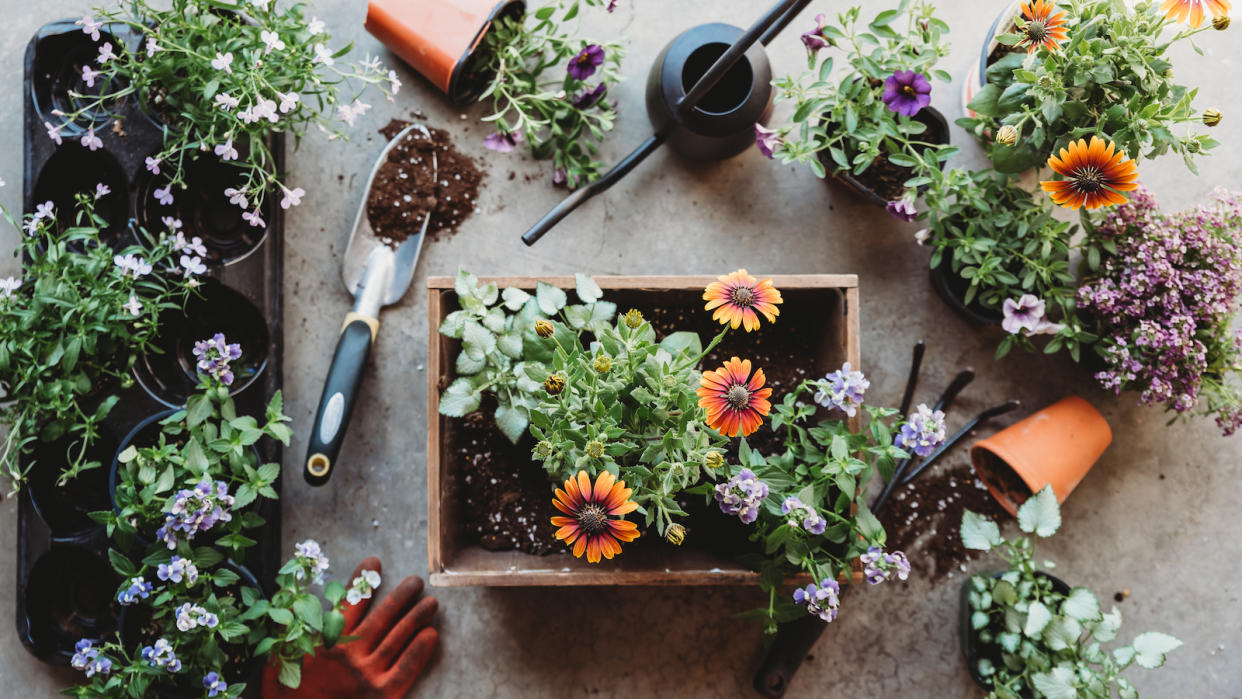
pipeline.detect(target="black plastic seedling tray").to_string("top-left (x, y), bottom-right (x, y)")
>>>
top-left (15, 19), bottom-right (285, 666)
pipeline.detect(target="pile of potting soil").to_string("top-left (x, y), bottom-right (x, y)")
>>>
top-left (366, 119), bottom-right (484, 246)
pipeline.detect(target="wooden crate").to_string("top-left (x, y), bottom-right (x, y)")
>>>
top-left (427, 275), bottom-right (860, 586)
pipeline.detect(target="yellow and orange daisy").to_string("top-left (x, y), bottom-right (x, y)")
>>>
top-left (697, 357), bottom-right (773, 438)
top-left (551, 470), bottom-right (640, 563)
top-left (702, 269), bottom-right (783, 332)
top-left (1162, 0), bottom-right (1230, 27)
top-left (1016, 0), bottom-right (1069, 53)
top-left (1040, 136), bottom-right (1140, 211)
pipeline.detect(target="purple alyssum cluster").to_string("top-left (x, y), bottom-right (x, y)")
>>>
top-left (813, 362), bottom-right (870, 417)
top-left (1077, 188), bottom-right (1242, 433)
top-left (118, 576), bottom-right (153, 606)
top-left (157, 556), bottom-right (200, 586)
top-left (193, 333), bottom-right (243, 385)
top-left (714, 468), bottom-right (769, 524)
top-left (71, 639), bottom-right (112, 678)
top-left (893, 403), bottom-right (947, 457)
top-left (156, 477), bottom-right (235, 549)
top-left (793, 577), bottom-right (841, 622)
top-left (781, 496), bottom-right (827, 535)
top-left (860, 546), bottom-right (911, 585)
top-left (142, 638), bottom-right (182, 672)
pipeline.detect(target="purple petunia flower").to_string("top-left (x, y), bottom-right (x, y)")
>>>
top-left (714, 468), bottom-right (769, 524)
top-left (1002, 294), bottom-right (1048, 335)
top-left (572, 83), bottom-right (608, 109)
top-left (567, 44), bottom-right (605, 81)
top-left (886, 198), bottom-right (918, 222)
top-left (754, 123), bottom-right (781, 159)
top-left (813, 362), bottom-right (870, 416)
top-left (882, 71), bottom-right (932, 117)
top-left (894, 403), bottom-right (946, 458)
top-left (793, 578), bottom-right (841, 622)
top-left (483, 130), bottom-right (522, 153)
top-left (801, 14), bottom-right (830, 53)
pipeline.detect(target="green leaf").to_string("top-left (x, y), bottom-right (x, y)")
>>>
top-left (574, 273), bottom-right (603, 303)
top-left (293, 596), bottom-right (324, 631)
top-left (961, 510), bottom-right (1002, 550)
top-left (1063, 587), bottom-right (1102, 622)
top-left (439, 378), bottom-right (482, 417)
top-left (536, 282), bottom-right (568, 314)
top-left (277, 659), bottom-right (302, 689)
top-left (1132, 631), bottom-right (1182, 669)
top-left (494, 404), bottom-right (528, 444)
top-left (268, 607), bottom-right (295, 626)
top-left (323, 609), bottom-right (346, 648)
top-left (1031, 666), bottom-right (1078, 699)
top-left (438, 311), bottom-right (470, 338)
top-left (186, 394), bottom-right (212, 428)
top-left (501, 287), bottom-right (531, 311)
top-left (212, 568), bottom-right (240, 588)
top-left (1091, 606), bottom-right (1122, 643)
top-left (461, 321), bottom-right (495, 359)
top-left (497, 333), bottom-right (523, 359)
top-left (1017, 484), bottom-right (1061, 537)
top-left (1024, 600), bottom-right (1052, 637)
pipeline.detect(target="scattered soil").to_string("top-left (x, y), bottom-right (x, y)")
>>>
top-left (878, 462), bottom-right (1011, 583)
top-left (368, 119), bottom-right (484, 245)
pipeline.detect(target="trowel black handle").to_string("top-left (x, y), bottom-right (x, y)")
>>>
top-left (305, 315), bottom-right (376, 486)
top-left (752, 616), bottom-right (826, 698)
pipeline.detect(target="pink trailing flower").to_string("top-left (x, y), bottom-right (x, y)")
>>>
top-left (754, 123), bottom-right (781, 159)
top-left (801, 14), bottom-right (830, 52)
top-left (483, 130), bottom-right (522, 153)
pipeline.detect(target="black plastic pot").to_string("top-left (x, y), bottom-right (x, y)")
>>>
top-left (960, 570), bottom-right (1072, 695)
top-left (820, 106), bottom-right (950, 207)
top-left (26, 430), bottom-right (118, 539)
top-left (928, 247), bottom-right (1005, 326)
top-left (32, 146), bottom-right (131, 245)
top-left (132, 278), bottom-right (270, 408)
top-left (18, 544), bottom-right (120, 664)
top-left (646, 22), bottom-right (774, 161)
top-left (31, 27), bottom-right (127, 133)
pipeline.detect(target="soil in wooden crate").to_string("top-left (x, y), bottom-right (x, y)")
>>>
top-left (878, 462), bottom-right (1010, 583)
top-left (369, 119), bottom-right (484, 245)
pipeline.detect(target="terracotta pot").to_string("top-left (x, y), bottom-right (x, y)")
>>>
top-left (365, 0), bottom-right (525, 106)
top-left (971, 396), bottom-right (1111, 516)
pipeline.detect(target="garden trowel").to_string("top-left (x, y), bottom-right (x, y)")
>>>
top-left (304, 123), bottom-right (435, 486)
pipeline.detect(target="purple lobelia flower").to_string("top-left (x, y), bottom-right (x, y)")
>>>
top-left (567, 44), bottom-right (605, 80)
top-left (715, 468), bottom-right (769, 524)
top-left (1001, 294), bottom-right (1048, 335)
top-left (801, 14), bottom-right (830, 53)
top-left (572, 83), bottom-right (607, 109)
top-left (754, 123), bottom-right (781, 159)
top-left (813, 362), bottom-right (870, 417)
top-left (894, 403), bottom-right (946, 457)
top-left (860, 546), bottom-right (911, 585)
top-left (882, 70), bottom-right (932, 117)
top-left (793, 578), bottom-right (841, 622)
top-left (483, 130), bottom-right (522, 153)
top-left (193, 333), bottom-right (242, 385)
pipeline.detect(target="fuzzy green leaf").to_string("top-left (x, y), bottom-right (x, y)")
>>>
top-left (536, 282), bottom-right (568, 314)
top-left (1131, 631), bottom-right (1182, 669)
top-left (1017, 484), bottom-right (1061, 537)
top-left (961, 510), bottom-right (1002, 550)
top-left (574, 273), bottom-right (603, 303)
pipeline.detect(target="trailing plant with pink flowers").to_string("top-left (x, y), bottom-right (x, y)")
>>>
top-left (1078, 187), bottom-right (1242, 434)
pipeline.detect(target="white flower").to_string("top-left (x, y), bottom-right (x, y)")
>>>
top-left (242, 209), bottom-right (265, 228)
top-left (0, 276), bottom-right (21, 297)
top-left (76, 15), bottom-right (103, 41)
top-left (97, 42), bottom-right (117, 64)
top-left (44, 121), bottom-right (63, 145)
top-left (224, 188), bottom-right (248, 209)
top-left (145, 156), bottom-right (161, 174)
top-left (161, 216), bottom-right (183, 232)
top-left (23, 218), bottom-right (40, 236)
top-left (260, 30), bottom-right (286, 54)
top-left (81, 65), bottom-right (100, 88)
top-left (346, 588), bottom-right (364, 605)
top-left (114, 253), bottom-right (152, 278)
top-left (312, 44), bottom-right (335, 66)
top-left (361, 569), bottom-right (381, 588)
top-left (81, 128), bottom-right (103, 151)
top-left (180, 255), bottom-right (206, 276)
top-left (255, 99), bottom-right (279, 123)
top-left (211, 52), bottom-right (234, 73)
top-left (214, 138), bottom-right (239, 161)
top-left (123, 295), bottom-right (141, 316)
top-left (280, 186), bottom-right (305, 209)
top-left (94, 182), bottom-right (111, 199)
top-left (146, 38), bottom-right (161, 56)
top-left (277, 92), bottom-right (299, 114)
top-left (387, 70), bottom-right (402, 95)
top-left (154, 186), bottom-right (174, 206)
top-left (250, 0), bottom-right (272, 9)
top-left (337, 99), bottom-right (370, 127)
top-left (914, 228), bottom-right (929, 246)
top-left (215, 93), bottom-right (239, 111)
top-left (307, 16), bottom-right (325, 35)
top-left (173, 232), bottom-right (206, 256)
top-left (34, 201), bottom-right (54, 220)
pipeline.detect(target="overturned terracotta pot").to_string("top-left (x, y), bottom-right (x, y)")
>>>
top-left (365, 0), bottom-right (525, 106)
top-left (971, 396), bottom-right (1112, 516)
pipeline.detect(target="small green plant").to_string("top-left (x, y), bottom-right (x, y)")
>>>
top-left (437, 270), bottom-right (616, 443)
top-left (961, 486), bottom-right (1181, 698)
top-left (764, 0), bottom-right (957, 207)
top-left (959, 0), bottom-right (1222, 175)
top-left (0, 193), bottom-right (192, 492)
top-left (479, 0), bottom-right (625, 186)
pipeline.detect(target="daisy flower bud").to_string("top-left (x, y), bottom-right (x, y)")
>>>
top-left (1203, 108), bottom-right (1223, 127)
top-left (534, 319), bottom-right (554, 337)
top-left (995, 124), bottom-right (1019, 146)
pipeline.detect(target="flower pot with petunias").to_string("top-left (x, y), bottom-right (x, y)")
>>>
top-left (970, 396), bottom-right (1111, 516)
top-left (759, 2), bottom-right (955, 210)
top-left (960, 487), bottom-right (1181, 697)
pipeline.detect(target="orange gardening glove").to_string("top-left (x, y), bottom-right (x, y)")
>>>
top-left (261, 557), bottom-right (439, 699)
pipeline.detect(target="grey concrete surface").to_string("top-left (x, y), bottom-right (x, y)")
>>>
top-left (1, 0), bottom-right (1241, 696)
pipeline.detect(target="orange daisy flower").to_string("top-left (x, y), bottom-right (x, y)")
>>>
top-left (1162, 0), bottom-right (1230, 27)
top-left (697, 357), bottom-right (773, 438)
top-left (702, 269), bottom-right (783, 332)
top-left (1040, 136), bottom-right (1140, 211)
top-left (551, 470), bottom-right (640, 563)
top-left (1016, 0), bottom-right (1069, 53)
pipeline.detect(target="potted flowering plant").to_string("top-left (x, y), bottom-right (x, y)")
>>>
top-left (52, 0), bottom-right (397, 217)
top-left (959, 0), bottom-right (1223, 175)
top-left (1078, 188), bottom-right (1242, 434)
top-left (0, 191), bottom-right (194, 492)
top-left (760, 0), bottom-right (957, 210)
top-left (960, 486), bottom-right (1182, 697)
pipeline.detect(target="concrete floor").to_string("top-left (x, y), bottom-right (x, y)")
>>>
top-left (2, 0), bottom-right (1241, 696)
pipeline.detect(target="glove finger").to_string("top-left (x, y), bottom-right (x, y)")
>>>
top-left (370, 595), bottom-right (439, 668)
top-left (379, 627), bottom-right (439, 698)
top-left (342, 556), bottom-right (383, 632)
top-left (354, 574), bottom-right (425, 646)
